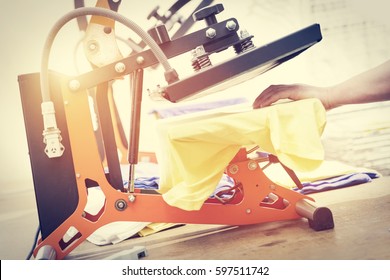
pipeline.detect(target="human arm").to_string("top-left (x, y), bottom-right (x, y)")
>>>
top-left (252, 60), bottom-right (390, 110)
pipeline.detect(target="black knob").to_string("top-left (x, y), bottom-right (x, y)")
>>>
top-left (147, 6), bottom-right (164, 21)
top-left (193, 3), bottom-right (224, 26)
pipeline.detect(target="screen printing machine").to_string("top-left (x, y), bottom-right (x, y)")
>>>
top-left (17, 0), bottom-right (339, 260)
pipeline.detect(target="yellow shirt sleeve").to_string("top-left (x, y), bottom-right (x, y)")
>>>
top-left (155, 98), bottom-right (326, 211)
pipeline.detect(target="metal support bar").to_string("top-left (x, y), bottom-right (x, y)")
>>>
top-left (69, 18), bottom-right (240, 91)
top-left (95, 82), bottom-right (124, 191)
top-left (128, 69), bottom-right (144, 193)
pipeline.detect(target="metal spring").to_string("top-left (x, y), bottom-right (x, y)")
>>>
top-left (234, 38), bottom-right (255, 54)
top-left (192, 55), bottom-right (212, 71)
top-left (241, 38), bottom-right (255, 51)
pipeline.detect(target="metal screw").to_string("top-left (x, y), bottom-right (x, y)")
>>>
top-left (194, 45), bottom-right (206, 56)
top-left (226, 20), bottom-right (237, 31)
top-left (206, 28), bottom-right (217, 38)
top-left (69, 79), bottom-right (80, 91)
top-left (228, 164), bottom-right (239, 175)
top-left (87, 40), bottom-right (98, 52)
top-left (128, 194), bottom-right (136, 203)
top-left (240, 29), bottom-right (250, 39)
top-left (115, 199), bottom-right (127, 211)
top-left (115, 62), bottom-right (126, 73)
top-left (136, 56), bottom-right (145, 65)
top-left (75, 173), bottom-right (81, 179)
top-left (248, 161), bottom-right (258, 170)
top-left (103, 26), bottom-right (112, 34)
top-left (246, 208), bottom-right (251, 214)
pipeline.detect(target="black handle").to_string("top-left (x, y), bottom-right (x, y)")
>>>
top-left (193, 3), bottom-right (224, 26)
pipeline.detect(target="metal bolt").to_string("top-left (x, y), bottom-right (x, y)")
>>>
top-left (195, 45), bottom-right (206, 56)
top-left (103, 26), bottom-right (112, 34)
top-left (228, 164), bottom-right (239, 175)
top-left (206, 28), bottom-right (217, 39)
top-left (87, 40), bottom-right (98, 52)
top-left (136, 56), bottom-right (145, 65)
top-left (248, 160), bottom-right (258, 170)
top-left (240, 29), bottom-right (250, 39)
top-left (115, 199), bottom-right (127, 211)
top-left (115, 62), bottom-right (126, 73)
top-left (246, 208), bottom-right (251, 214)
top-left (226, 20), bottom-right (237, 31)
top-left (76, 173), bottom-right (81, 179)
top-left (128, 194), bottom-right (136, 203)
top-left (69, 79), bottom-right (80, 91)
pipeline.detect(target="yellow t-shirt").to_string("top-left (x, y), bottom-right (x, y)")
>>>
top-left (155, 98), bottom-right (326, 211)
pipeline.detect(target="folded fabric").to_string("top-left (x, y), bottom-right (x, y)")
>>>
top-left (293, 172), bottom-right (379, 194)
top-left (155, 98), bottom-right (327, 211)
top-left (87, 221), bottom-right (151, 245)
top-left (129, 173), bottom-right (235, 193)
top-left (124, 177), bottom-right (160, 190)
top-left (129, 160), bottom-right (380, 195)
top-left (138, 223), bottom-right (178, 237)
top-left (263, 159), bottom-right (381, 189)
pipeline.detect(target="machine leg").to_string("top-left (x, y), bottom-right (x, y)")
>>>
top-left (296, 199), bottom-right (334, 231)
top-left (35, 245), bottom-right (57, 260)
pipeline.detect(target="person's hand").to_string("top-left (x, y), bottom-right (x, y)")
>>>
top-left (252, 84), bottom-right (332, 110)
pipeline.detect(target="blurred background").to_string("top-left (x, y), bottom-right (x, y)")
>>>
top-left (0, 0), bottom-right (389, 259)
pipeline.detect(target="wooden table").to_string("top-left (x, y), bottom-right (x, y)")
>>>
top-left (66, 176), bottom-right (390, 260)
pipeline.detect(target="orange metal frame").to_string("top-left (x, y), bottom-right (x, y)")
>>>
top-left (32, 76), bottom-right (320, 259)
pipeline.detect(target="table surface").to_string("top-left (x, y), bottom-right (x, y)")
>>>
top-left (1, 176), bottom-right (389, 260)
top-left (66, 176), bottom-right (390, 260)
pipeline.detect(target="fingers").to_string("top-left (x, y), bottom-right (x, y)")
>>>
top-left (252, 85), bottom-right (296, 108)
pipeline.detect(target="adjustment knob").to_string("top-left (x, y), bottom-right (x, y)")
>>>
top-left (147, 6), bottom-right (164, 21)
top-left (193, 3), bottom-right (224, 26)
